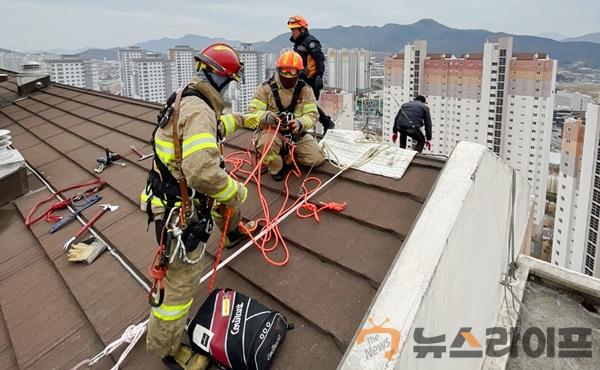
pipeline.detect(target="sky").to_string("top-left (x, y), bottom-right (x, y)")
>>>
top-left (1, 0), bottom-right (598, 51)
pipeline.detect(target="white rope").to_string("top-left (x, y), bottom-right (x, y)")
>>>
top-left (23, 160), bottom-right (151, 292)
top-left (70, 320), bottom-right (148, 370)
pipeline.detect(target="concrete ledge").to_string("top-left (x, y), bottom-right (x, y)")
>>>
top-left (339, 141), bottom-right (532, 370)
top-left (521, 255), bottom-right (600, 300)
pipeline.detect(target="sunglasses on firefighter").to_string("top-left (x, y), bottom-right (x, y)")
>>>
top-left (278, 67), bottom-right (299, 78)
top-left (288, 17), bottom-right (300, 25)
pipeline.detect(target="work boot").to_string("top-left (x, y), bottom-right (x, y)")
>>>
top-left (271, 170), bottom-right (285, 182)
top-left (260, 164), bottom-right (268, 175)
top-left (270, 164), bottom-right (288, 182)
top-left (225, 220), bottom-right (258, 249)
top-left (162, 344), bottom-right (209, 370)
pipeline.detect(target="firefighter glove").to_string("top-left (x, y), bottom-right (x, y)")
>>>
top-left (289, 120), bottom-right (303, 134)
top-left (265, 111), bottom-right (278, 127)
top-left (67, 241), bottom-right (107, 264)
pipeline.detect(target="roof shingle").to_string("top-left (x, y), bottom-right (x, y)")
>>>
top-left (0, 72), bottom-right (445, 369)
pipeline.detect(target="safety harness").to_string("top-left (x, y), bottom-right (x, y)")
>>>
top-left (145, 86), bottom-right (216, 307)
top-left (268, 76), bottom-right (305, 116)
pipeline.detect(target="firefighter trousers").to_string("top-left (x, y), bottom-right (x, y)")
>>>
top-left (146, 206), bottom-right (241, 358)
top-left (256, 131), bottom-right (325, 174)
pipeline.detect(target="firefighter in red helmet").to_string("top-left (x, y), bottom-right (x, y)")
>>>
top-left (141, 43), bottom-right (256, 370)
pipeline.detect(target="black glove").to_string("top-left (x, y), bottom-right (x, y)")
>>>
top-left (314, 75), bottom-right (324, 91)
top-left (320, 115), bottom-right (335, 133)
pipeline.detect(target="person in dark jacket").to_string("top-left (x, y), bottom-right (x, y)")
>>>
top-left (288, 15), bottom-right (335, 133)
top-left (392, 95), bottom-right (432, 152)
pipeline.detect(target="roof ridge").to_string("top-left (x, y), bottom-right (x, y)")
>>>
top-left (47, 82), bottom-right (161, 109)
top-left (33, 88), bottom-right (157, 124)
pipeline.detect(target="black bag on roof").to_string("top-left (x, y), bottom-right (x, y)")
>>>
top-left (187, 289), bottom-right (290, 370)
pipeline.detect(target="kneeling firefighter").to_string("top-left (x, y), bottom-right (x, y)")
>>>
top-left (246, 50), bottom-right (325, 181)
top-left (140, 43), bottom-right (256, 370)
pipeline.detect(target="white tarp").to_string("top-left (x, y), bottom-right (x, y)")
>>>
top-left (319, 129), bottom-right (416, 180)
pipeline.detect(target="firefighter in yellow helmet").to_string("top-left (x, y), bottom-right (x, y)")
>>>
top-left (246, 50), bottom-right (324, 181)
top-left (140, 43), bottom-right (256, 370)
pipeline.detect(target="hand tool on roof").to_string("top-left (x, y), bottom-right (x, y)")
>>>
top-left (25, 179), bottom-right (106, 227)
top-left (130, 145), bottom-right (154, 161)
top-left (67, 239), bottom-right (107, 264)
top-left (63, 204), bottom-right (119, 251)
top-left (48, 194), bottom-right (102, 234)
top-left (94, 147), bottom-right (126, 174)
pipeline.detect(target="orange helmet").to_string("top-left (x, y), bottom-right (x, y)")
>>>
top-left (276, 50), bottom-right (304, 73)
top-left (287, 15), bottom-right (308, 29)
top-left (277, 51), bottom-right (303, 89)
top-left (194, 43), bottom-right (244, 82)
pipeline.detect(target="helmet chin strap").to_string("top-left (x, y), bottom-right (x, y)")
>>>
top-left (203, 69), bottom-right (231, 94)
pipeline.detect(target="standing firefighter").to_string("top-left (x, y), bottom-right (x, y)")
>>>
top-left (288, 14), bottom-right (335, 132)
top-left (246, 50), bottom-right (325, 181)
top-left (392, 95), bottom-right (432, 153)
top-left (141, 43), bottom-right (255, 370)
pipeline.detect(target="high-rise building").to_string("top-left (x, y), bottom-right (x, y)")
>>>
top-left (45, 55), bottom-right (86, 88)
top-left (382, 37), bottom-right (557, 235)
top-left (168, 45), bottom-right (195, 89)
top-left (318, 88), bottom-right (354, 133)
top-left (263, 53), bottom-right (277, 80)
top-left (228, 43), bottom-right (264, 113)
top-left (356, 90), bottom-right (383, 117)
top-left (553, 104), bottom-right (600, 277)
top-left (131, 53), bottom-right (172, 103)
top-left (552, 116), bottom-right (586, 271)
top-left (326, 48), bottom-right (371, 93)
top-left (118, 46), bottom-right (144, 97)
top-left (555, 91), bottom-right (592, 111)
top-left (83, 61), bottom-right (100, 91)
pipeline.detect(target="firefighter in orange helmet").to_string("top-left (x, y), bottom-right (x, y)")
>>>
top-left (288, 15), bottom-right (335, 133)
top-left (246, 50), bottom-right (324, 181)
top-left (141, 43), bottom-right (256, 370)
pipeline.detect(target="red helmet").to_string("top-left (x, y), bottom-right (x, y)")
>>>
top-left (287, 15), bottom-right (308, 29)
top-left (195, 43), bottom-right (244, 82)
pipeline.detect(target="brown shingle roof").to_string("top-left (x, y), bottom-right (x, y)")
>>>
top-left (0, 71), bottom-right (445, 369)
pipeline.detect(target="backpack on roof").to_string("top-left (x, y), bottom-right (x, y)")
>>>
top-left (187, 288), bottom-right (291, 370)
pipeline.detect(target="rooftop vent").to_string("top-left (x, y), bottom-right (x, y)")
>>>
top-left (17, 61), bottom-right (49, 96)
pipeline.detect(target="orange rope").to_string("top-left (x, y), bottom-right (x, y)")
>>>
top-left (208, 119), bottom-right (345, 290)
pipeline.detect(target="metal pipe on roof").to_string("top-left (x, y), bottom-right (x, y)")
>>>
top-left (22, 159), bottom-right (151, 292)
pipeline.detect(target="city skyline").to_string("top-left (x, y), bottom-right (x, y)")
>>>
top-left (1, 0), bottom-right (598, 51)
top-left (383, 37), bottom-right (557, 237)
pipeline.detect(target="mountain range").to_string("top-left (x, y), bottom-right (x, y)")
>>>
top-left (562, 32), bottom-right (600, 43)
top-left (7, 19), bottom-right (600, 68)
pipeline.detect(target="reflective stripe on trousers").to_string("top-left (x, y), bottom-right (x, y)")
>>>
top-left (151, 298), bottom-right (193, 321)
